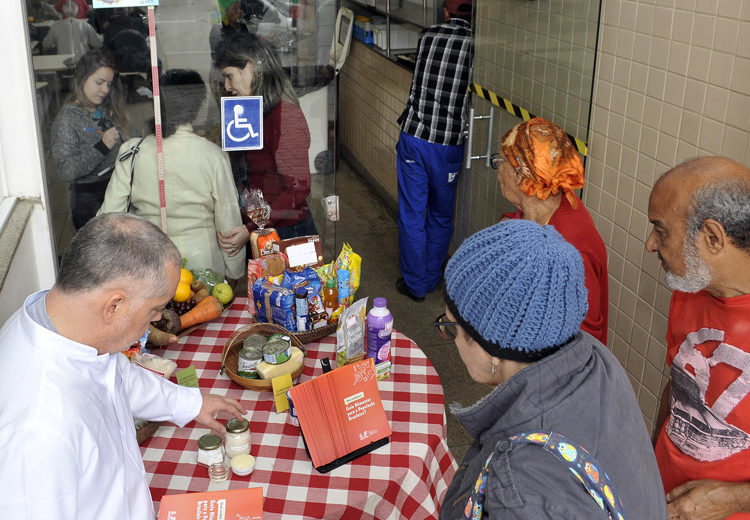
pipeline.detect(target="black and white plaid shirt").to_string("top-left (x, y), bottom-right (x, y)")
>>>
top-left (398, 18), bottom-right (473, 146)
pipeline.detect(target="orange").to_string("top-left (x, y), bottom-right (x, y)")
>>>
top-left (173, 281), bottom-right (191, 302)
top-left (180, 268), bottom-right (194, 285)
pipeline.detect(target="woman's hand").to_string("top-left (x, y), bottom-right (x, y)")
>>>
top-left (101, 127), bottom-right (120, 149)
top-left (218, 225), bottom-right (250, 256)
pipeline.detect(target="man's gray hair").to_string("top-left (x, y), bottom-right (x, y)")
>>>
top-left (62, 1), bottom-right (79, 18)
top-left (56, 213), bottom-right (181, 294)
top-left (686, 177), bottom-right (750, 253)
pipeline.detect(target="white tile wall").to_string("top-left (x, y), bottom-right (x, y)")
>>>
top-left (587, 0), bottom-right (750, 433)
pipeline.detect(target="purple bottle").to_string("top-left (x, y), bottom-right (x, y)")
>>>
top-left (366, 297), bottom-right (393, 363)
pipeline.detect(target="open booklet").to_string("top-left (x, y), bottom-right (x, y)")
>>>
top-left (158, 487), bottom-right (263, 519)
top-left (289, 358), bottom-right (391, 473)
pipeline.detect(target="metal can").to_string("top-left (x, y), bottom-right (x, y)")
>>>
top-left (267, 333), bottom-right (285, 342)
top-left (287, 389), bottom-right (299, 426)
top-left (262, 339), bottom-right (292, 364)
top-left (242, 333), bottom-right (267, 350)
top-left (237, 346), bottom-right (262, 378)
top-left (197, 433), bottom-right (225, 467)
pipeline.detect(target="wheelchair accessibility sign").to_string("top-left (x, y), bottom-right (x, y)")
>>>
top-left (221, 96), bottom-right (263, 151)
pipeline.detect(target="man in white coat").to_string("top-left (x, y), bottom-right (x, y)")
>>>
top-left (0, 212), bottom-right (246, 518)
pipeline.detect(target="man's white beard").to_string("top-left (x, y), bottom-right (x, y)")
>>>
top-left (665, 238), bottom-right (711, 293)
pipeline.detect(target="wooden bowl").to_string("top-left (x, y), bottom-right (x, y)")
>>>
top-left (221, 322), bottom-right (305, 391)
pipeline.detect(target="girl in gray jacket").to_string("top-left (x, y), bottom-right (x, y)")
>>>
top-left (51, 49), bottom-right (130, 229)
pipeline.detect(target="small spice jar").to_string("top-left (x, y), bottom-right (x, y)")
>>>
top-left (225, 417), bottom-right (251, 458)
top-left (197, 433), bottom-right (225, 467)
top-left (209, 461), bottom-right (229, 482)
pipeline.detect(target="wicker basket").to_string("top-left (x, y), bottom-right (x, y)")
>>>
top-left (292, 322), bottom-right (337, 344)
top-left (135, 419), bottom-right (161, 444)
top-left (221, 322), bottom-right (306, 391)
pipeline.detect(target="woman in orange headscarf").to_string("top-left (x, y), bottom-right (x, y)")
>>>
top-left (493, 117), bottom-right (609, 345)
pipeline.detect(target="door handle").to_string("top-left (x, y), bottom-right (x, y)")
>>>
top-left (464, 106), bottom-right (494, 171)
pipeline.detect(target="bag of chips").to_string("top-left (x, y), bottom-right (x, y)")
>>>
top-left (334, 243), bottom-right (361, 305)
top-left (336, 297), bottom-right (368, 367)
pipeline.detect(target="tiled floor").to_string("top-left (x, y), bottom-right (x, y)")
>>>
top-left (46, 113), bottom-right (485, 465)
top-left (324, 160), bottom-right (488, 463)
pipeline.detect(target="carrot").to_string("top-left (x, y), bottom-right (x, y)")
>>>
top-left (179, 295), bottom-right (223, 331)
top-left (148, 324), bottom-right (179, 346)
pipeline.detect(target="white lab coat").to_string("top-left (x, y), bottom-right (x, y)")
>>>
top-left (0, 291), bottom-right (202, 519)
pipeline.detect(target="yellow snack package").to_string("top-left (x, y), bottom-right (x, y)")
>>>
top-left (334, 243), bottom-right (361, 304)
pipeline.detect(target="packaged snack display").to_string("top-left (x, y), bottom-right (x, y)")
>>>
top-left (336, 297), bottom-right (368, 367)
top-left (247, 237), bottom-right (363, 334)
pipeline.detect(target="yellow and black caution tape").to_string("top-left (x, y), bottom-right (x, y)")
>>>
top-left (468, 83), bottom-right (588, 157)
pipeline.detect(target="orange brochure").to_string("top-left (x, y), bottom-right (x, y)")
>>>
top-left (289, 358), bottom-right (391, 473)
top-left (158, 487), bottom-right (263, 519)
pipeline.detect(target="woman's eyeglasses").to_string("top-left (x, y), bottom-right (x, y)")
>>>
top-left (434, 313), bottom-right (459, 341)
top-left (490, 153), bottom-right (507, 170)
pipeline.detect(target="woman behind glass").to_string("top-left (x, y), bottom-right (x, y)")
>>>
top-left (50, 49), bottom-right (129, 229)
top-left (98, 69), bottom-right (245, 284)
top-left (213, 32), bottom-right (317, 255)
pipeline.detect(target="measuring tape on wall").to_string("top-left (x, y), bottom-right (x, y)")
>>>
top-left (147, 6), bottom-right (167, 233)
top-left (468, 83), bottom-right (588, 157)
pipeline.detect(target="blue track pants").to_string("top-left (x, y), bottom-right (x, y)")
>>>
top-left (397, 132), bottom-right (463, 297)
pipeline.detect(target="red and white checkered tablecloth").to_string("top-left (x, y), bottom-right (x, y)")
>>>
top-left (141, 297), bottom-right (457, 520)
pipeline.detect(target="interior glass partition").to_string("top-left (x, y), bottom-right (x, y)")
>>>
top-left (25, 0), bottom-right (340, 263)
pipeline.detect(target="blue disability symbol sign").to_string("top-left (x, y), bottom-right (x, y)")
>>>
top-left (221, 96), bottom-right (264, 151)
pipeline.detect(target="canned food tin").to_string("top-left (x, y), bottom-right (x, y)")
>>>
top-left (237, 346), bottom-right (262, 378)
top-left (267, 333), bottom-right (285, 342)
top-left (242, 333), bottom-right (267, 350)
top-left (262, 339), bottom-right (292, 364)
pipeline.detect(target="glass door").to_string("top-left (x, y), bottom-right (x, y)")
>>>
top-left (25, 0), bottom-right (341, 264)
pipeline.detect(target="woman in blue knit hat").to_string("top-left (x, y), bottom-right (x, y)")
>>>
top-left (437, 219), bottom-right (666, 519)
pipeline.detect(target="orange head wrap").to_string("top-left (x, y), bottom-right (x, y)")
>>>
top-left (500, 118), bottom-right (584, 209)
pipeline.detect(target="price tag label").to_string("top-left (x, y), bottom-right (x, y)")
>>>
top-left (177, 366), bottom-right (200, 388)
top-left (272, 372), bottom-right (293, 412)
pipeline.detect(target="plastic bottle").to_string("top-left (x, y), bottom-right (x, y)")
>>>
top-left (337, 269), bottom-right (350, 307)
top-left (366, 297), bottom-right (393, 363)
top-left (294, 288), bottom-right (309, 332)
top-left (323, 278), bottom-right (339, 322)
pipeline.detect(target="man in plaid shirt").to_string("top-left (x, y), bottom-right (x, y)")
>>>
top-left (396, 0), bottom-right (473, 302)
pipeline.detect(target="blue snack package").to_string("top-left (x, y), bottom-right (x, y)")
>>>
top-left (253, 280), bottom-right (296, 331)
top-left (281, 267), bottom-right (323, 311)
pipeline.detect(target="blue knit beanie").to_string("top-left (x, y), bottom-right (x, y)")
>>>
top-left (443, 219), bottom-right (588, 362)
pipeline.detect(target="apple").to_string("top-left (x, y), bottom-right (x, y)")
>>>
top-left (212, 282), bottom-right (234, 305)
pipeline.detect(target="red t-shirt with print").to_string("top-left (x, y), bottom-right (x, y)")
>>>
top-left (655, 290), bottom-right (750, 519)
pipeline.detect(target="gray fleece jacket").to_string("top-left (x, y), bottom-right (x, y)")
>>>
top-left (439, 332), bottom-right (667, 520)
top-left (50, 104), bottom-right (122, 185)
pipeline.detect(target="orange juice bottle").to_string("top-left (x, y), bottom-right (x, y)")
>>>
top-left (323, 278), bottom-right (338, 323)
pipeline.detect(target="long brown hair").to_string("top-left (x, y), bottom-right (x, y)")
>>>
top-left (70, 49), bottom-right (130, 139)
top-left (213, 33), bottom-right (298, 114)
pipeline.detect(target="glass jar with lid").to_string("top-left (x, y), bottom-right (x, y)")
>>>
top-left (225, 417), bottom-right (251, 458)
top-left (197, 433), bottom-right (225, 467)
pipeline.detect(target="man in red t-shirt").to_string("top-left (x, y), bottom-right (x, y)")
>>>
top-left (647, 156), bottom-right (750, 520)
